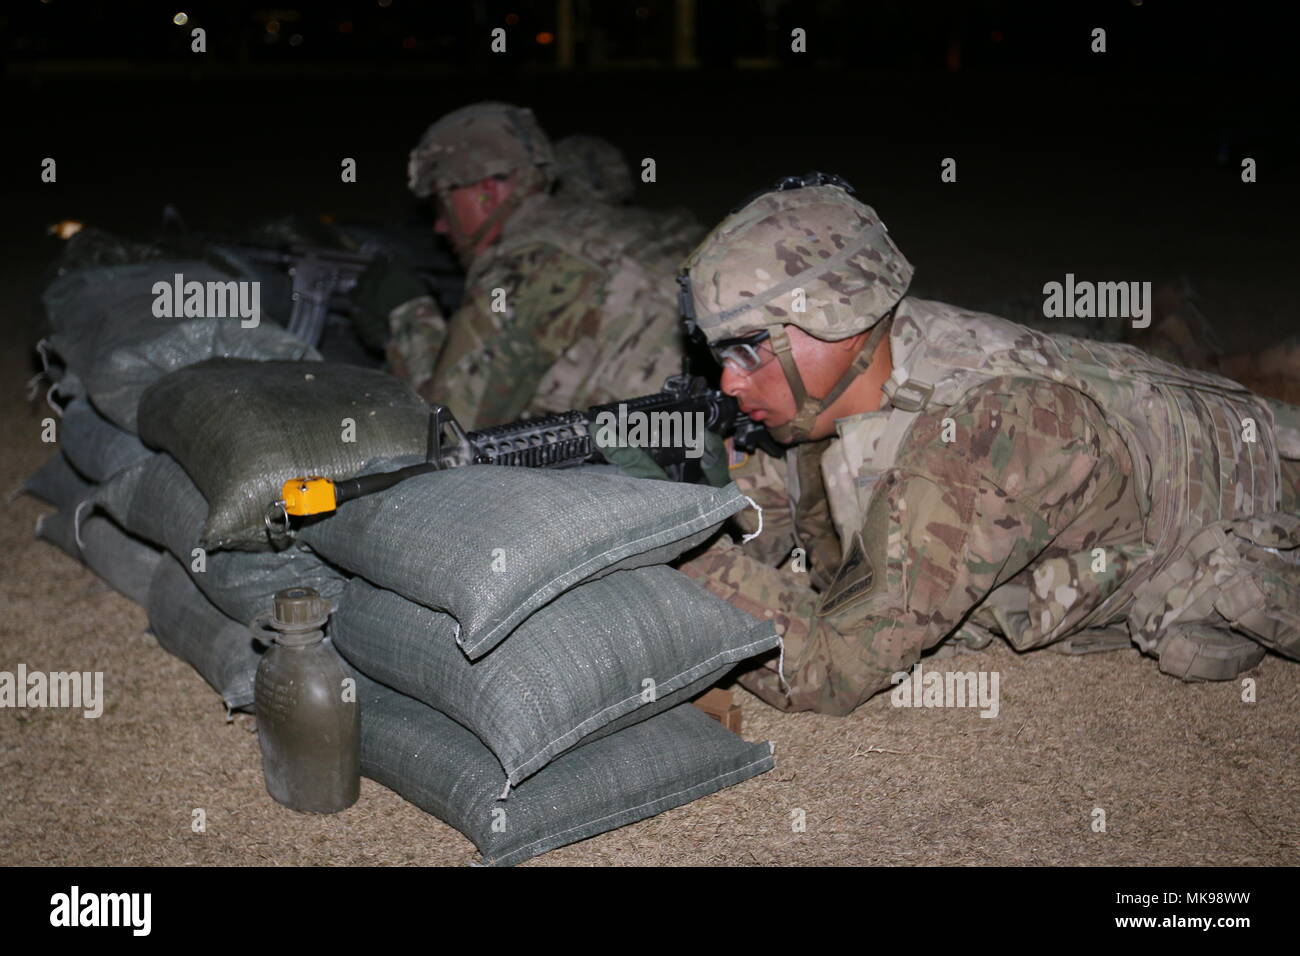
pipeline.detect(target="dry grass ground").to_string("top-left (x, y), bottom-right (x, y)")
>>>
top-left (2, 337), bottom-right (1296, 867)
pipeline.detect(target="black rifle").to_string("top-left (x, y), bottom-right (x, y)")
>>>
top-left (158, 205), bottom-right (463, 347)
top-left (269, 373), bottom-right (783, 529)
top-left (205, 239), bottom-right (463, 348)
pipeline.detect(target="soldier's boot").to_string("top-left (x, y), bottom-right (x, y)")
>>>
top-left (929, 622), bottom-right (996, 660)
top-left (1051, 626), bottom-right (1133, 655)
top-left (1156, 626), bottom-right (1266, 682)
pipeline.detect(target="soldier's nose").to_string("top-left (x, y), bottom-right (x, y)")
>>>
top-left (720, 365), bottom-right (747, 397)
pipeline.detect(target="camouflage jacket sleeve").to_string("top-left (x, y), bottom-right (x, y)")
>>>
top-left (422, 241), bottom-right (608, 429)
top-left (684, 376), bottom-right (1127, 716)
top-left (384, 295), bottom-right (447, 396)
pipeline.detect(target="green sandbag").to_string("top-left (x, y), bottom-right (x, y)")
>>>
top-left (146, 553), bottom-right (263, 711)
top-left (136, 358), bottom-right (430, 550)
top-left (333, 568), bottom-right (777, 786)
top-left (37, 508), bottom-right (162, 606)
top-left (42, 259), bottom-right (318, 432)
top-left (60, 397), bottom-right (152, 482)
top-left (21, 450), bottom-right (93, 509)
top-left (356, 672), bottom-right (774, 867)
top-left (92, 454), bottom-right (347, 625)
top-left (300, 466), bottom-right (754, 659)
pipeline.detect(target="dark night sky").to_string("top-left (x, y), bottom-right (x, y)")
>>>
top-left (4, 1), bottom-right (1290, 74)
top-left (4, 0), bottom-right (1297, 343)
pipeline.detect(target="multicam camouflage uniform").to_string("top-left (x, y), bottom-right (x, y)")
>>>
top-left (385, 295), bottom-right (447, 395)
top-left (677, 183), bottom-right (1300, 716)
top-left (924, 276), bottom-right (1300, 408)
top-left (426, 193), bottom-right (701, 425)
top-left (553, 134), bottom-right (636, 205)
top-left (552, 130), bottom-right (703, 280)
top-left (392, 103), bottom-right (703, 428)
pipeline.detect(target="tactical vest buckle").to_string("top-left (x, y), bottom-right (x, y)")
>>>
top-left (889, 379), bottom-right (934, 412)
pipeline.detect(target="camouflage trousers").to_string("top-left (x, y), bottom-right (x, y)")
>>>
top-left (1128, 511), bottom-right (1300, 661)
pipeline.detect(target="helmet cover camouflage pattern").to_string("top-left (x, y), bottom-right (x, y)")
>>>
top-left (554, 134), bottom-right (635, 205)
top-left (407, 102), bottom-right (556, 198)
top-left (680, 184), bottom-right (913, 343)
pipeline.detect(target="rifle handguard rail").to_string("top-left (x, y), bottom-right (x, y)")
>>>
top-left (273, 375), bottom-right (779, 525)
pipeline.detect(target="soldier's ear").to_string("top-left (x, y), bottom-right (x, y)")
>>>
top-left (834, 330), bottom-right (870, 354)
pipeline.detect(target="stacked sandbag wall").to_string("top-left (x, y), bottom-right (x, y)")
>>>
top-left (24, 271), bottom-right (776, 864)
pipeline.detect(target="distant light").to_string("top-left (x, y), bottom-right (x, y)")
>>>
top-left (378, 0), bottom-right (392, 7)
top-left (266, 19), bottom-right (280, 34)
top-left (536, 31), bottom-right (554, 45)
top-left (636, 5), bottom-right (650, 17)
top-left (289, 33), bottom-right (303, 47)
top-left (505, 13), bottom-right (519, 25)
top-left (49, 220), bottom-right (84, 240)
top-left (402, 36), bottom-right (417, 49)
top-left (338, 20), bottom-right (353, 33)
top-left (173, 12), bottom-right (188, 26)
top-left (990, 30), bottom-right (1003, 43)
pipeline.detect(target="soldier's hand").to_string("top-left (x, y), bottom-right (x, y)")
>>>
top-left (700, 430), bottom-right (730, 487)
top-left (351, 255), bottom-right (433, 350)
top-left (599, 430), bottom-right (730, 485)
top-left (600, 443), bottom-right (671, 481)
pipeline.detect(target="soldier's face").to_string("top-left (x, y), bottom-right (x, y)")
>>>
top-left (720, 325), bottom-right (890, 440)
top-left (434, 176), bottom-right (514, 263)
top-left (720, 336), bottom-right (791, 425)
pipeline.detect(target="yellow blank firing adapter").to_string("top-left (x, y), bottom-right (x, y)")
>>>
top-left (270, 406), bottom-right (463, 530)
top-left (281, 477), bottom-right (337, 517)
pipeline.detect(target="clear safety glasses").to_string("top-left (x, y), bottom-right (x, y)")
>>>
top-left (711, 331), bottom-right (776, 374)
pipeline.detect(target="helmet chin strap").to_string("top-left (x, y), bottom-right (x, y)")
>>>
top-left (765, 310), bottom-right (895, 445)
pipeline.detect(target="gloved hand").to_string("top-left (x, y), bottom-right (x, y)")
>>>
top-left (600, 429), bottom-right (732, 487)
top-left (699, 429), bottom-right (731, 487)
top-left (599, 443), bottom-right (671, 481)
top-left (350, 255), bottom-right (430, 352)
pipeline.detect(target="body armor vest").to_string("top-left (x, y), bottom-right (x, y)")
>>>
top-left (467, 193), bottom-right (694, 412)
top-left (820, 298), bottom-right (1298, 655)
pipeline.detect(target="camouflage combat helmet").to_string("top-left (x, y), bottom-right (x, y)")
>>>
top-left (678, 174), bottom-right (914, 442)
top-left (407, 102), bottom-right (556, 198)
top-left (554, 134), bottom-right (635, 205)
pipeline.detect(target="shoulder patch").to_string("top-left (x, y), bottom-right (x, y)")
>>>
top-left (726, 438), bottom-right (763, 478)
